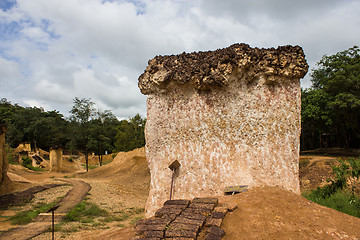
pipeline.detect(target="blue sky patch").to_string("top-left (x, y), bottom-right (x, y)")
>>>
top-left (0, 0), bottom-right (16, 12)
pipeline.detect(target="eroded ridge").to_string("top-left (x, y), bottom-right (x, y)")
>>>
top-left (134, 197), bottom-right (233, 240)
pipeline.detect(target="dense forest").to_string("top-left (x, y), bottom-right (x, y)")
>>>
top-left (1, 46), bottom-right (359, 156)
top-left (0, 97), bottom-right (146, 158)
top-left (301, 46), bottom-right (360, 150)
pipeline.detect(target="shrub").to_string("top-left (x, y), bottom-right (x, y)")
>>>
top-left (21, 156), bottom-right (32, 167)
top-left (21, 156), bottom-right (43, 171)
top-left (303, 157), bottom-right (360, 218)
top-left (64, 201), bottom-right (108, 223)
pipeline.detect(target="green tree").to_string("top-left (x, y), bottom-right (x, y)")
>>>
top-left (114, 114), bottom-right (146, 152)
top-left (3, 103), bottom-right (67, 150)
top-left (303, 46), bottom-right (360, 149)
top-left (311, 46), bottom-right (360, 148)
top-left (301, 88), bottom-right (333, 149)
top-left (69, 97), bottom-right (96, 172)
top-left (0, 98), bottom-right (19, 125)
top-left (88, 110), bottom-right (118, 166)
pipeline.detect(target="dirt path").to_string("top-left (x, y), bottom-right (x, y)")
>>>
top-left (0, 179), bottom-right (91, 240)
top-left (0, 183), bottom-right (66, 209)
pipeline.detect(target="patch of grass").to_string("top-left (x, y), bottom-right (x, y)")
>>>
top-left (81, 164), bottom-right (98, 170)
top-left (130, 216), bottom-right (144, 225)
top-left (102, 159), bottom-right (113, 165)
top-left (64, 201), bottom-right (108, 223)
top-left (21, 156), bottom-right (44, 171)
top-left (9, 202), bottom-right (55, 225)
top-left (91, 221), bottom-right (105, 227)
top-left (57, 223), bottom-right (83, 233)
top-left (303, 189), bottom-right (360, 218)
top-left (303, 157), bottom-right (360, 218)
top-left (103, 214), bottom-right (129, 222)
top-left (26, 165), bottom-right (44, 171)
top-left (128, 207), bottom-right (145, 215)
top-left (21, 156), bottom-right (32, 167)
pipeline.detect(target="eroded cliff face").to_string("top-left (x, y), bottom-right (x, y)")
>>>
top-left (139, 44), bottom-right (308, 217)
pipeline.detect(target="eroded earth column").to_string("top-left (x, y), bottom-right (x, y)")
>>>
top-left (0, 124), bottom-right (8, 185)
top-left (138, 43), bottom-right (309, 216)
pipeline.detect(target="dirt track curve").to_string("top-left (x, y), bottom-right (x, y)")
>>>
top-left (0, 178), bottom-right (91, 240)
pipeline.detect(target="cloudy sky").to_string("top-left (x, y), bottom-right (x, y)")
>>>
top-left (1, 0), bottom-right (359, 119)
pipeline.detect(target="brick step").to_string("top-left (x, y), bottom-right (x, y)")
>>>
top-left (134, 197), bottom-right (236, 240)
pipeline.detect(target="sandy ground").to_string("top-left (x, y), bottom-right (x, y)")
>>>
top-left (220, 187), bottom-right (360, 240)
top-left (0, 148), bottom-right (149, 239)
top-left (1, 148), bottom-right (360, 239)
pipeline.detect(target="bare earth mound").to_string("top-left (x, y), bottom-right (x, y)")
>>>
top-left (80, 147), bottom-right (149, 188)
top-left (220, 187), bottom-right (360, 239)
top-left (69, 186), bottom-right (360, 240)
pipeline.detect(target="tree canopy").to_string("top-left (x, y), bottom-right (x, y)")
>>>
top-left (0, 98), bottom-right (146, 159)
top-left (301, 46), bottom-right (360, 149)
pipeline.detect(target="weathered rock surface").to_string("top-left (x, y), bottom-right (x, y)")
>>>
top-left (49, 147), bottom-right (63, 172)
top-left (139, 43), bottom-right (308, 94)
top-left (139, 43), bottom-right (308, 216)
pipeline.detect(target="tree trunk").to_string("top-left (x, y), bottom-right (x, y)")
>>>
top-left (85, 149), bottom-right (88, 172)
top-left (98, 155), bottom-right (103, 166)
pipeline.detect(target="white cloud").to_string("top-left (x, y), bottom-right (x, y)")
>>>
top-left (0, 0), bottom-right (359, 117)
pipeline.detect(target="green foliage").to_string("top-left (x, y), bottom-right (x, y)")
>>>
top-left (21, 156), bottom-right (43, 171)
top-left (103, 214), bottom-right (129, 222)
top-left (0, 97), bottom-right (146, 158)
top-left (81, 164), bottom-right (98, 170)
top-left (1, 98), bottom-right (68, 150)
top-left (302, 46), bottom-right (360, 149)
top-left (349, 157), bottom-right (360, 180)
top-left (64, 201), bottom-right (108, 223)
top-left (304, 189), bottom-right (360, 218)
top-left (21, 156), bottom-right (44, 171)
top-left (6, 145), bottom-right (15, 164)
top-left (88, 110), bottom-right (118, 166)
top-left (21, 156), bottom-right (32, 167)
top-left (69, 97), bottom-right (96, 172)
top-left (115, 114), bottom-right (146, 152)
top-left (303, 157), bottom-right (360, 217)
top-left (9, 202), bottom-right (55, 225)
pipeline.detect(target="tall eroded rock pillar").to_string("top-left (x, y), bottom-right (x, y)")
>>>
top-left (138, 44), bottom-right (309, 216)
top-left (0, 124), bottom-right (9, 185)
top-left (49, 147), bottom-right (63, 172)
